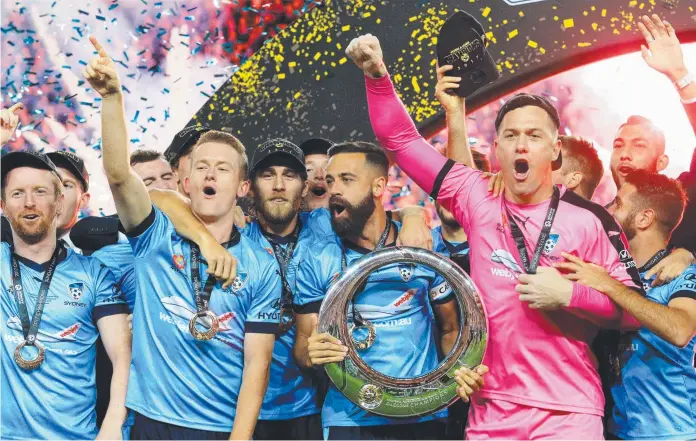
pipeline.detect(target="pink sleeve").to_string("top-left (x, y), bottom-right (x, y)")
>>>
top-left (566, 213), bottom-right (644, 325)
top-left (365, 74), bottom-right (489, 231)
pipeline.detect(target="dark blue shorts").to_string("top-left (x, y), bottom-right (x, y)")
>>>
top-left (130, 412), bottom-right (228, 440)
top-left (326, 421), bottom-right (445, 440)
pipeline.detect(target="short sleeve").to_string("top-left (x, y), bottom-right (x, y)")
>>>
top-left (91, 260), bottom-right (129, 323)
top-left (295, 237), bottom-right (342, 314)
top-left (245, 257), bottom-right (283, 334)
top-left (126, 207), bottom-right (174, 258)
top-left (429, 273), bottom-right (453, 305)
top-left (669, 268), bottom-right (696, 302)
top-left (434, 163), bottom-right (492, 235)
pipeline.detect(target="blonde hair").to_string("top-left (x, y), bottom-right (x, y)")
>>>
top-left (1, 169), bottom-right (64, 201)
top-left (192, 130), bottom-right (249, 179)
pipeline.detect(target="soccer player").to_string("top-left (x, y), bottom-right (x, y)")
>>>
top-left (433, 149), bottom-right (490, 274)
top-left (556, 169), bottom-right (696, 439)
top-left (45, 151), bottom-right (91, 244)
top-left (164, 125), bottom-right (211, 194)
top-left (130, 149), bottom-right (178, 191)
top-left (300, 138), bottom-right (333, 211)
top-left (552, 136), bottom-right (604, 201)
top-left (609, 14), bottom-right (696, 284)
top-left (83, 36), bottom-right (281, 439)
top-left (347, 34), bottom-right (643, 438)
top-left (1, 151), bottom-right (130, 440)
top-left (293, 141), bottom-right (470, 440)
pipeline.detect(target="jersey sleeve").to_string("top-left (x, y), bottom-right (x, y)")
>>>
top-left (668, 267), bottom-right (696, 302)
top-left (295, 237), bottom-right (342, 314)
top-left (245, 256), bottom-right (283, 334)
top-left (91, 259), bottom-right (129, 323)
top-left (567, 210), bottom-right (643, 324)
top-left (365, 74), bottom-right (489, 233)
top-left (119, 266), bottom-right (137, 312)
top-left (126, 206), bottom-right (174, 258)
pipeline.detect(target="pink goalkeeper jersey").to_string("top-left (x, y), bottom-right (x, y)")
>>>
top-left (366, 74), bottom-right (643, 415)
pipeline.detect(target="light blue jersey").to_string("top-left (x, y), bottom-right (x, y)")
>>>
top-left (295, 210), bottom-right (452, 427)
top-left (92, 235), bottom-right (136, 311)
top-left (242, 210), bottom-right (331, 420)
top-left (125, 207), bottom-right (282, 432)
top-left (432, 226), bottom-right (470, 274)
top-left (1, 242), bottom-right (128, 440)
top-left (610, 262), bottom-right (696, 440)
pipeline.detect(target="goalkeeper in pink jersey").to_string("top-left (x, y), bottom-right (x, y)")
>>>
top-left (345, 34), bottom-right (645, 439)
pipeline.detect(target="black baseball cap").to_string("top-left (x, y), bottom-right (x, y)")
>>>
top-left (164, 125), bottom-right (211, 166)
top-left (495, 93), bottom-right (562, 170)
top-left (47, 151), bottom-right (89, 191)
top-left (437, 11), bottom-right (500, 98)
top-left (299, 138), bottom-right (333, 157)
top-left (1, 151), bottom-right (61, 189)
top-left (250, 139), bottom-right (306, 176)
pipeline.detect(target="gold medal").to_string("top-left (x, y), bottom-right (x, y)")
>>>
top-left (14, 340), bottom-right (45, 370)
top-left (188, 310), bottom-right (219, 341)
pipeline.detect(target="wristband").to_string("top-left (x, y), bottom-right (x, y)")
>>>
top-left (674, 71), bottom-right (694, 90)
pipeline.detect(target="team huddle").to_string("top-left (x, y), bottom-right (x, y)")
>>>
top-left (2, 13), bottom-right (696, 441)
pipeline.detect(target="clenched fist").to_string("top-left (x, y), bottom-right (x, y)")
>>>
top-left (345, 34), bottom-right (387, 79)
top-left (82, 36), bottom-right (121, 99)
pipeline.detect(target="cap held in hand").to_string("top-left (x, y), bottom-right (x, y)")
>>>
top-left (437, 11), bottom-right (500, 98)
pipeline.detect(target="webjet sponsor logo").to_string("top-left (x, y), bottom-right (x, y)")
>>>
top-left (5, 316), bottom-right (80, 354)
top-left (394, 289), bottom-right (417, 307)
top-left (490, 249), bottom-right (521, 280)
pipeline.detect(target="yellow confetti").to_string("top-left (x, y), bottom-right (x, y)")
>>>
top-left (316, 75), bottom-right (321, 81)
top-left (540, 47), bottom-right (546, 54)
top-left (578, 42), bottom-right (591, 47)
top-left (482, 7), bottom-right (491, 17)
top-left (376, 18), bottom-right (381, 24)
top-left (338, 57), bottom-right (347, 65)
top-left (411, 76), bottom-right (421, 93)
top-left (273, 87), bottom-right (280, 93)
top-left (294, 91), bottom-right (301, 99)
top-left (527, 40), bottom-right (538, 48)
top-left (289, 62), bottom-right (296, 67)
top-left (503, 19), bottom-right (508, 24)
top-left (341, 25), bottom-right (350, 31)
top-left (278, 73), bottom-right (286, 79)
top-left (409, 16), bottom-right (417, 22)
top-left (601, 9), bottom-right (607, 17)
top-left (639, 3), bottom-right (645, 9)
top-left (336, 43), bottom-right (343, 50)
top-left (414, 54), bottom-right (421, 62)
top-left (363, 12), bottom-right (371, 18)
top-left (592, 22), bottom-right (599, 30)
top-left (287, 102), bottom-right (292, 109)
top-left (505, 60), bottom-right (512, 68)
top-left (563, 18), bottom-right (575, 28)
top-left (313, 52), bottom-right (322, 60)
top-left (519, 11), bottom-right (524, 17)
top-left (629, 0), bottom-right (637, 6)
top-left (553, 16), bottom-right (559, 21)
top-left (508, 29), bottom-right (518, 39)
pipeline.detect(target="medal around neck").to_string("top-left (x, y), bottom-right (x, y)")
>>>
top-left (437, 11), bottom-right (500, 98)
top-left (14, 340), bottom-right (46, 370)
top-left (189, 311), bottom-right (220, 341)
top-left (318, 247), bottom-right (487, 418)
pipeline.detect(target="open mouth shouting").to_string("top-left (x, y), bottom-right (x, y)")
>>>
top-left (329, 198), bottom-right (348, 218)
top-left (513, 159), bottom-right (530, 181)
top-left (310, 184), bottom-right (328, 198)
top-left (202, 185), bottom-right (217, 198)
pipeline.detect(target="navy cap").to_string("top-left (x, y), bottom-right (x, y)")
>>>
top-left (1, 151), bottom-right (61, 188)
top-left (250, 139), bottom-right (306, 176)
top-left (164, 125), bottom-right (211, 166)
top-left (47, 151), bottom-right (89, 191)
top-left (299, 138), bottom-right (333, 157)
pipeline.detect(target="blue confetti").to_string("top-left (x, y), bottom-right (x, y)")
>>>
top-left (131, 110), bottom-right (140, 123)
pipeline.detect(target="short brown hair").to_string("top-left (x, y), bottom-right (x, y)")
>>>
top-left (560, 135), bottom-right (604, 198)
top-left (625, 169), bottom-right (686, 238)
top-left (192, 130), bottom-right (249, 179)
top-left (130, 149), bottom-right (165, 167)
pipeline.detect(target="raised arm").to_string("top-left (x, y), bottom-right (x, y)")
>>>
top-left (83, 36), bottom-right (151, 231)
top-left (435, 65), bottom-right (474, 167)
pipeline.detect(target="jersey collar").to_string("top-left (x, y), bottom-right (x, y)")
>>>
top-left (14, 241), bottom-right (68, 272)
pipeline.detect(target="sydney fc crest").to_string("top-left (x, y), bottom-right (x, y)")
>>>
top-left (543, 233), bottom-right (560, 255)
top-left (397, 264), bottom-right (415, 282)
top-left (68, 282), bottom-right (84, 300)
top-left (231, 271), bottom-right (248, 293)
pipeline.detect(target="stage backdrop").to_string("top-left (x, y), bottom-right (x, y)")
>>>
top-left (191, 0), bottom-right (696, 152)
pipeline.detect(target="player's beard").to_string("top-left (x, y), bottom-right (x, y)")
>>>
top-left (330, 192), bottom-right (376, 238)
top-left (619, 208), bottom-right (639, 241)
top-left (435, 203), bottom-right (461, 229)
top-left (7, 207), bottom-right (57, 244)
top-left (254, 189), bottom-right (302, 227)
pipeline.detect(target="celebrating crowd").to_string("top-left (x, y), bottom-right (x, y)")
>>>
top-left (1, 12), bottom-right (696, 441)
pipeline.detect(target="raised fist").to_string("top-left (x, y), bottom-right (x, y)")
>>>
top-left (82, 36), bottom-right (121, 98)
top-left (345, 34), bottom-right (387, 79)
top-left (1, 103), bottom-right (23, 146)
